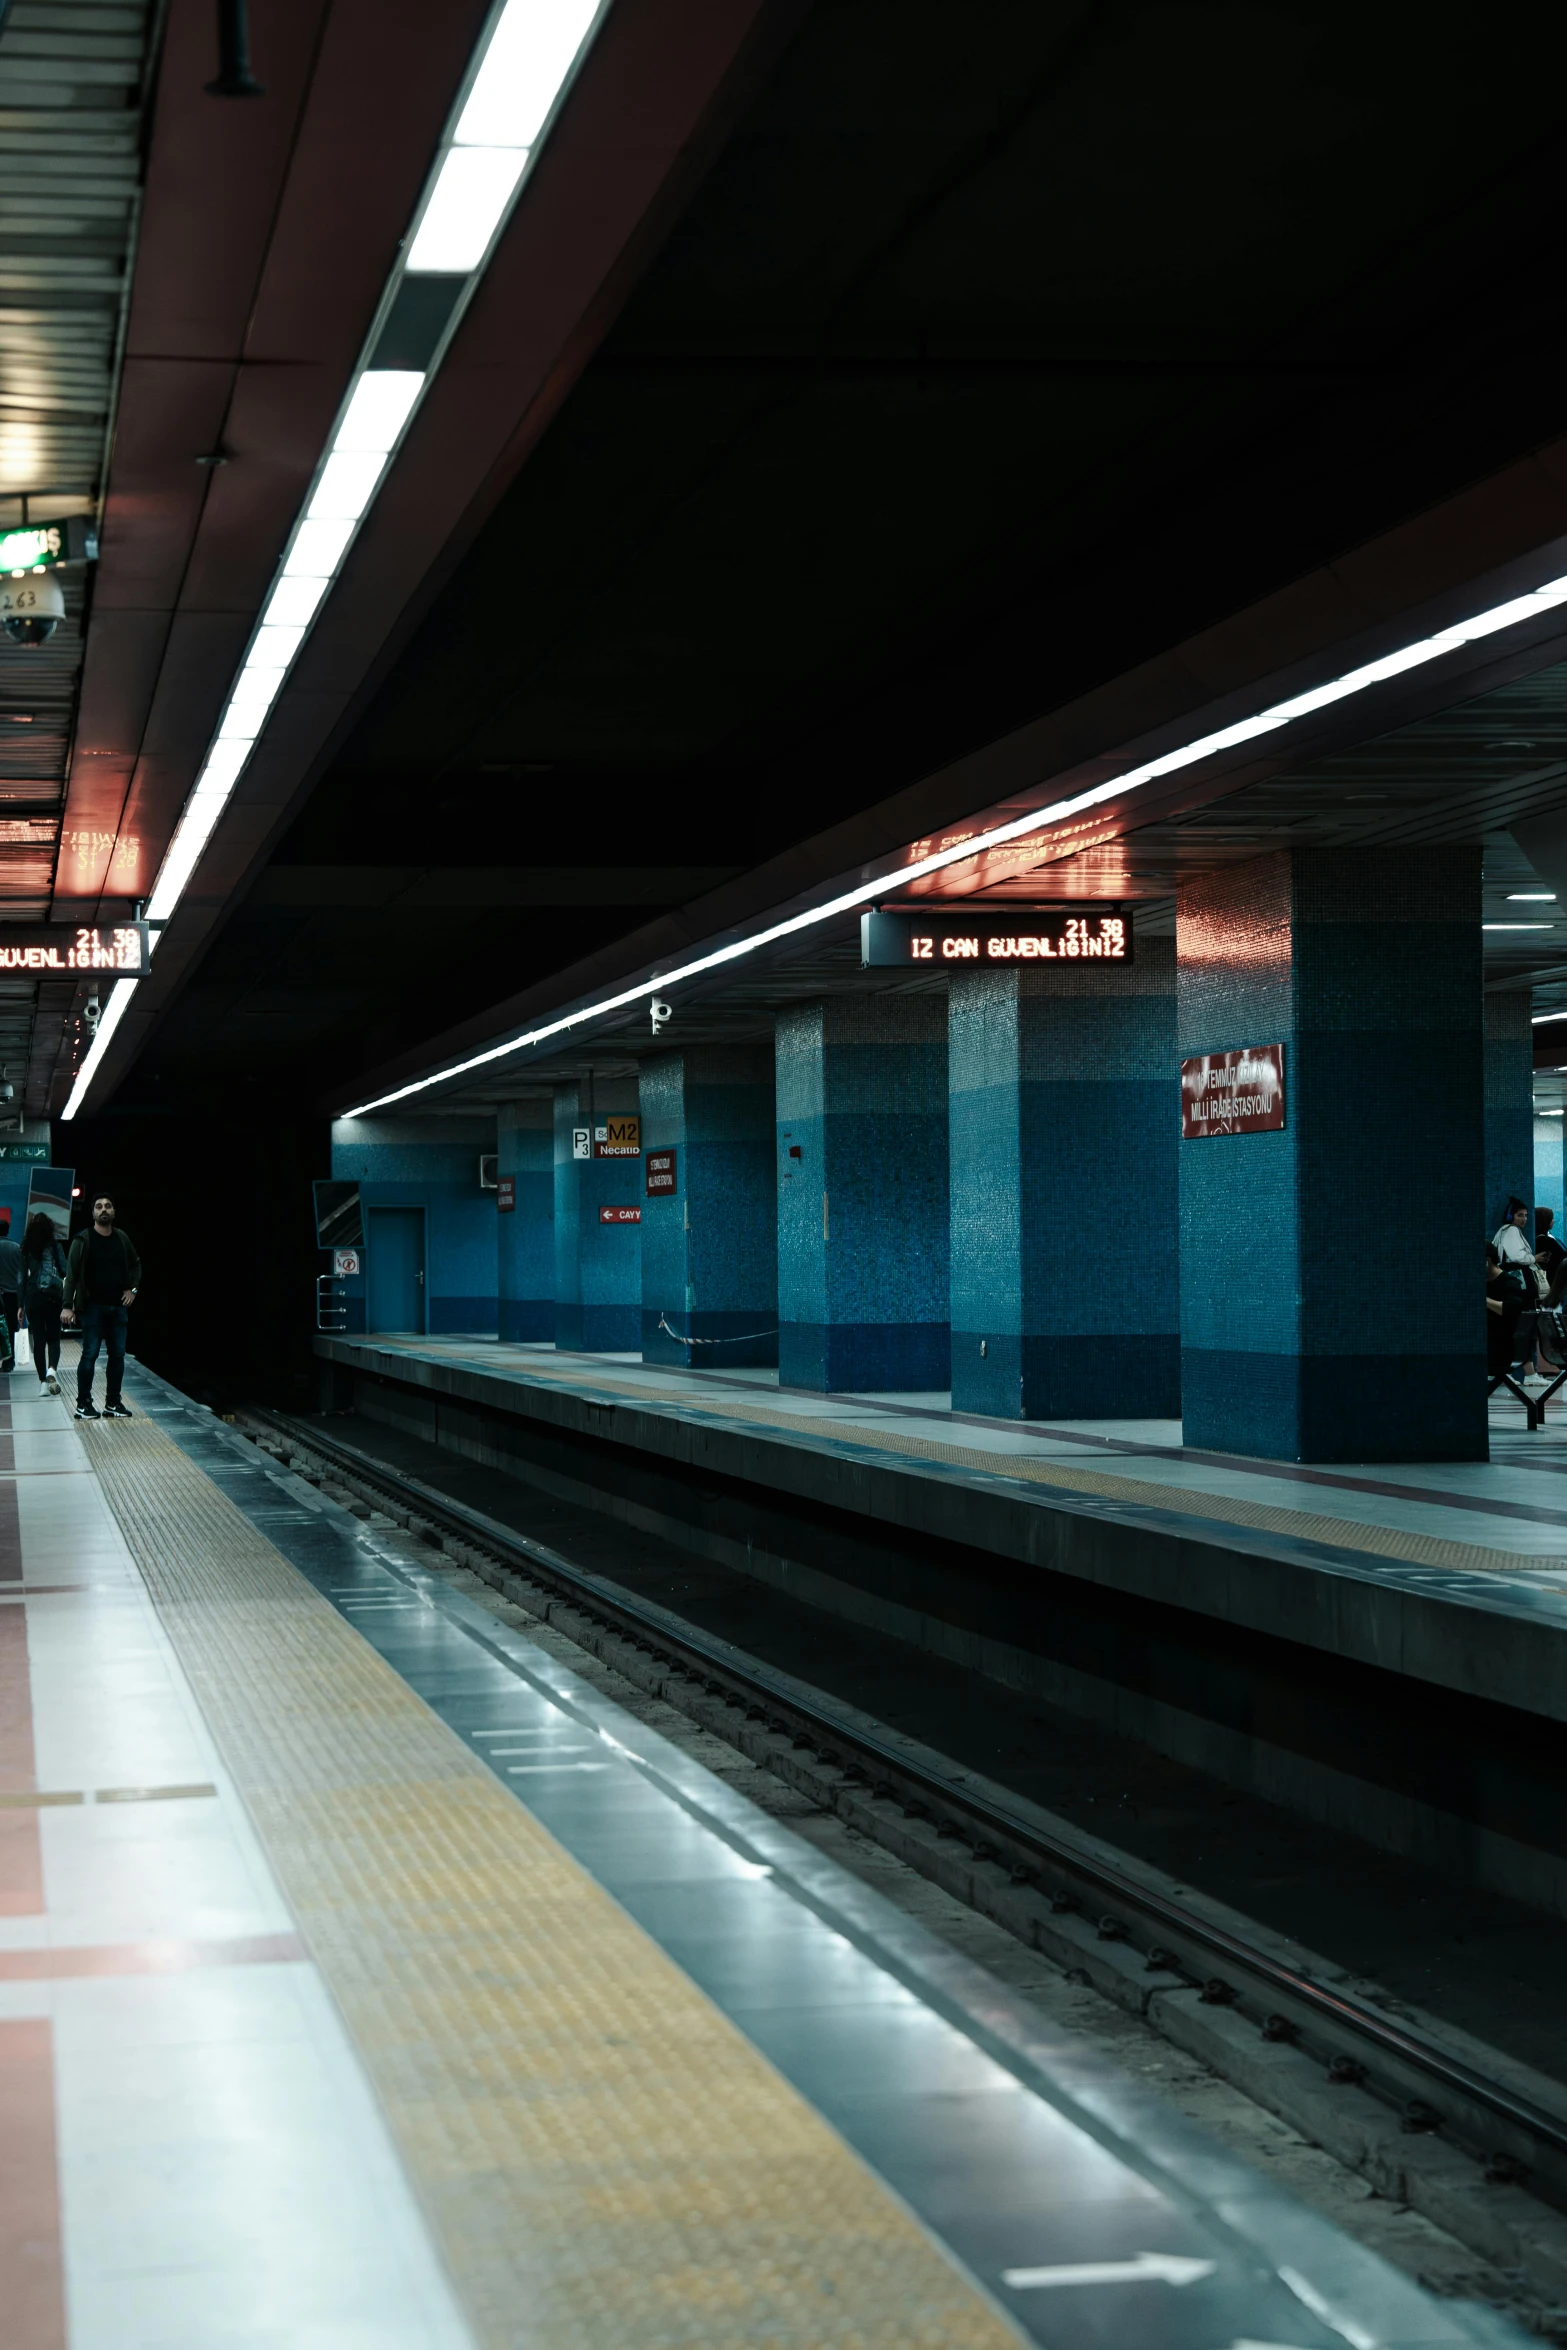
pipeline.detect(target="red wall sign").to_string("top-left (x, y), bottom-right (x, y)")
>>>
top-left (646, 1148), bottom-right (677, 1197)
top-left (599, 1205), bottom-right (642, 1224)
top-left (1181, 1044), bottom-right (1285, 1138)
top-left (496, 1175), bottom-right (515, 1213)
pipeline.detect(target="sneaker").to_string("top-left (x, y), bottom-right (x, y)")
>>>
top-left (74, 1402), bottom-right (100, 1420)
top-left (44, 1371), bottom-right (59, 1395)
top-left (103, 1403), bottom-right (132, 1419)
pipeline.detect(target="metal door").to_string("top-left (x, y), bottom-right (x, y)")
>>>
top-left (366, 1207), bottom-right (425, 1333)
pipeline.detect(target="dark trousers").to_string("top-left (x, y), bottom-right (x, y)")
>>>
top-left (0, 1289), bottom-right (15, 1368)
top-left (25, 1288), bottom-right (59, 1378)
top-left (77, 1300), bottom-right (127, 1408)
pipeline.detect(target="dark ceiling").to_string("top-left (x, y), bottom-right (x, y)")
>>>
top-left (104, 0), bottom-right (1567, 1116)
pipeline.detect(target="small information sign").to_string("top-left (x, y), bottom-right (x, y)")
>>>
top-left (333, 1249), bottom-right (360, 1279)
top-left (1180, 1044), bottom-right (1285, 1138)
top-left (595, 1115), bottom-right (641, 1158)
top-left (646, 1148), bottom-right (677, 1197)
top-left (572, 1128), bottom-right (591, 1160)
top-left (496, 1176), bottom-right (515, 1214)
top-left (599, 1205), bottom-right (641, 1225)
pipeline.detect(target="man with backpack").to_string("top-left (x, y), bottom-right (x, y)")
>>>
top-left (61, 1195), bottom-right (141, 1421)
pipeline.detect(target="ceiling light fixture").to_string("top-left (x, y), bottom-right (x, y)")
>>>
top-left (343, 573), bottom-right (1567, 1115)
top-left (1483, 922), bottom-right (1556, 930)
top-left (1509, 892), bottom-right (1558, 901)
top-left (62, 0), bottom-right (611, 1122)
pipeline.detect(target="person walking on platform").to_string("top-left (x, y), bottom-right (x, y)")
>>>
top-left (21, 1213), bottom-right (66, 1395)
top-left (0, 1211), bottom-right (20, 1377)
top-left (62, 1195), bottom-right (141, 1421)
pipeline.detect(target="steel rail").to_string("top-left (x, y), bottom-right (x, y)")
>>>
top-left (253, 1406), bottom-right (1567, 2179)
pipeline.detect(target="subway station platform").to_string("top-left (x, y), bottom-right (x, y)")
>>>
top-left (0, 1345), bottom-right (1530, 2348)
top-left (313, 1332), bottom-right (1567, 1925)
top-left (318, 1332), bottom-right (1567, 1584)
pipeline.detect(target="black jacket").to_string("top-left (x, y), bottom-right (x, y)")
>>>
top-left (63, 1226), bottom-right (142, 1312)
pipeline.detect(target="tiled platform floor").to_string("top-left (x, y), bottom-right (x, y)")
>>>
top-left (0, 1346), bottom-right (1534, 2345)
top-left (339, 1334), bottom-right (1567, 1584)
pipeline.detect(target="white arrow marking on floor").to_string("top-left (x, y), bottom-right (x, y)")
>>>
top-left (1002, 2252), bottom-right (1218, 2290)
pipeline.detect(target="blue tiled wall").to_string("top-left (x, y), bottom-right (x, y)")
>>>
top-left (497, 1100), bottom-right (553, 1341)
top-left (776, 996), bottom-right (949, 1391)
top-left (1536, 1112), bottom-right (1565, 1239)
top-left (950, 939), bottom-right (1178, 1419)
top-left (330, 1116), bottom-right (498, 1334)
top-left (1177, 849), bottom-right (1485, 1462)
top-left (641, 1046), bottom-right (778, 1367)
top-left (1485, 992), bottom-right (1535, 1242)
top-left (553, 1079), bottom-right (640, 1352)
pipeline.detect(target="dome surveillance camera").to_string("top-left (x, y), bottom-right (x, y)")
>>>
top-left (0, 573), bottom-right (63, 646)
top-left (84, 993), bottom-right (100, 1035)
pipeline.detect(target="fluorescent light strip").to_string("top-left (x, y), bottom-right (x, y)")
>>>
top-left (61, 978), bottom-right (138, 1120)
top-left (67, 4), bottom-right (609, 1118)
top-left (344, 569), bottom-right (1567, 1115)
top-left (404, 0), bottom-right (602, 271)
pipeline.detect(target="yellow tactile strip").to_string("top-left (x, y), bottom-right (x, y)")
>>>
top-left (81, 1413), bottom-right (1024, 2350)
top-left (389, 1344), bottom-right (1567, 1577)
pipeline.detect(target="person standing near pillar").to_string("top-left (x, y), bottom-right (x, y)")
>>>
top-left (63, 1195), bottom-right (141, 1420)
top-left (1493, 1197), bottom-right (1541, 1305)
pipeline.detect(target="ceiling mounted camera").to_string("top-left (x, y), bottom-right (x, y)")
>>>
top-left (0, 574), bottom-right (63, 646)
top-left (650, 996), bottom-right (672, 1035)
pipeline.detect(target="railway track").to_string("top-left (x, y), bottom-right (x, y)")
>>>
top-left (239, 1403), bottom-right (1567, 2303)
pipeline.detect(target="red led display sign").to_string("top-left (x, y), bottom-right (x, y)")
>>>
top-left (0, 921), bottom-right (150, 976)
top-left (861, 908), bottom-right (1130, 967)
top-left (1180, 1045), bottom-right (1285, 1138)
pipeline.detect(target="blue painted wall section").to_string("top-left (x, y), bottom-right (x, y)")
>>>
top-left (330, 1115), bottom-right (498, 1334)
top-left (1485, 991), bottom-right (1535, 1242)
top-left (776, 995), bottom-right (949, 1391)
top-left (1535, 1113), bottom-right (1564, 1239)
top-left (1177, 848), bottom-right (1484, 1463)
top-left (553, 1078), bottom-right (640, 1352)
top-left (641, 1046), bottom-right (777, 1368)
top-left (949, 938), bottom-right (1178, 1419)
top-left (497, 1099), bottom-right (553, 1342)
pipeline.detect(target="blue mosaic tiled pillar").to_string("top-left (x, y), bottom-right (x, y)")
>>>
top-left (553, 1078), bottom-right (641, 1353)
top-left (1484, 991), bottom-right (1535, 1241)
top-left (1536, 1111), bottom-right (1565, 1236)
top-left (640, 1045), bottom-right (777, 1368)
top-left (497, 1099), bottom-right (553, 1341)
top-left (949, 939), bottom-right (1178, 1419)
top-left (776, 996), bottom-right (948, 1391)
top-left (1178, 847), bottom-right (1485, 1463)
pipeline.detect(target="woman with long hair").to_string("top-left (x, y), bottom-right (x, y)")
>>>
top-left (21, 1211), bottom-right (65, 1395)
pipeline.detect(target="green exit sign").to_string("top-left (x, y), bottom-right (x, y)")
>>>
top-left (0, 517), bottom-right (96, 574)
